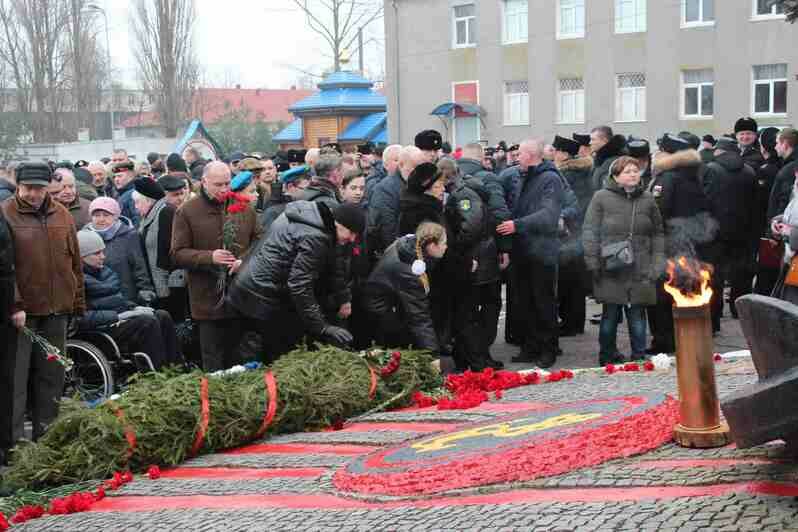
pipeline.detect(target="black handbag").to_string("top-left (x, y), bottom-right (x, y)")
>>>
top-left (601, 200), bottom-right (637, 272)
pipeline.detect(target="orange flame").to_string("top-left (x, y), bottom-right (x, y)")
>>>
top-left (663, 256), bottom-right (714, 308)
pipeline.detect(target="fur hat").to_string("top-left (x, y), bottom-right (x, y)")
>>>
top-left (572, 133), bottom-right (591, 147)
top-left (627, 138), bottom-right (651, 159)
top-left (78, 230), bottom-right (105, 258)
top-left (678, 131), bottom-right (701, 150)
top-left (734, 117), bottom-right (758, 134)
top-left (658, 134), bottom-right (691, 154)
top-left (414, 130), bottom-right (443, 151)
top-left (552, 135), bottom-right (580, 157)
top-left (702, 135), bottom-right (717, 146)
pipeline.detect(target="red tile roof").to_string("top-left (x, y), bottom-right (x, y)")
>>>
top-left (120, 87), bottom-right (314, 129)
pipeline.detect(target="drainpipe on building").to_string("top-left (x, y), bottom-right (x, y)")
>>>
top-left (392, 0), bottom-right (401, 143)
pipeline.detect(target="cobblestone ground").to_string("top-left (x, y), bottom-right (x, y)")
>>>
top-left (14, 300), bottom-right (798, 532)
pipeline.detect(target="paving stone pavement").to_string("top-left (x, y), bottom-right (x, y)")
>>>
top-left (12, 298), bottom-right (798, 531)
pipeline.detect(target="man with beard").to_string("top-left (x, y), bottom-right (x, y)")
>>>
top-left (553, 135), bottom-right (595, 337)
top-left (703, 137), bottom-right (757, 328)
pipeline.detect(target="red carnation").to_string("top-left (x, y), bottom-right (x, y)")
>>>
top-left (605, 364), bottom-right (616, 374)
top-left (643, 361), bottom-right (655, 371)
top-left (331, 418), bottom-right (344, 431)
top-left (494, 390), bottom-right (503, 400)
top-left (95, 486), bottom-right (106, 500)
top-left (46, 353), bottom-right (58, 362)
top-left (147, 465), bottom-right (161, 480)
top-left (623, 363), bottom-right (640, 372)
top-left (121, 471), bottom-right (133, 484)
top-left (11, 505), bottom-right (44, 523)
top-left (0, 512), bottom-right (8, 531)
top-left (352, 246), bottom-right (361, 256)
top-left (48, 497), bottom-right (69, 515)
top-left (713, 353), bottom-right (722, 362)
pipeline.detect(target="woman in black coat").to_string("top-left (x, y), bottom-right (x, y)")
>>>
top-left (362, 222), bottom-right (448, 357)
top-left (398, 163), bottom-right (446, 236)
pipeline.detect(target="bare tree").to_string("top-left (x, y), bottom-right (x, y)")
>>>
top-left (292, 0), bottom-right (383, 72)
top-left (130, 0), bottom-right (199, 137)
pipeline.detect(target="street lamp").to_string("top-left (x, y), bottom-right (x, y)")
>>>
top-left (83, 2), bottom-right (114, 149)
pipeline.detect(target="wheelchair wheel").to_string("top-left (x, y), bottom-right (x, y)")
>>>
top-left (64, 340), bottom-right (115, 402)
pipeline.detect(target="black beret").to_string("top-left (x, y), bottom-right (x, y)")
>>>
top-left (158, 174), bottom-right (188, 192)
top-left (553, 135), bottom-right (580, 157)
top-left (407, 162), bottom-right (439, 194)
top-left (166, 153), bottom-right (187, 173)
top-left (572, 133), bottom-right (591, 147)
top-left (133, 176), bottom-right (165, 200)
top-left (759, 127), bottom-right (780, 151)
top-left (16, 162), bottom-right (52, 186)
top-left (112, 160), bottom-right (135, 172)
top-left (627, 138), bottom-right (651, 159)
top-left (734, 117), bottom-right (758, 134)
top-left (702, 135), bottom-right (717, 146)
top-left (414, 130), bottom-right (443, 151)
top-left (659, 133), bottom-right (691, 154)
top-left (677, 131), bottom-right (701, 150)
top-left (716, 137), bottom-right (739, 152)
top-left (332, 203), bottom-right (366, 234)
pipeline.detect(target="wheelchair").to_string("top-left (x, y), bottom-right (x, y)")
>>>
top-left (63, 330), bottom-right (156, 404)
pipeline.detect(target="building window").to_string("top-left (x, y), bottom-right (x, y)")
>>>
top-left (682, 69), bottom-right (714, 118)
top-left (558, 78), bottom-right (585, 124)
top-left (753, 64), bottom-right (788, 115)
top-left (682, 0), bottom-right (714, 26)
top-left (503, 0), bottom-right (528, 43)
top-left (753, 0), bottom-right (785, 18)
top-left (616, 73), bottom-right (646, 122)
top-left (557, 0), bottom-right (585, 39)
top-left (615, 0), bottom-right (646, 33)
top-left (128, 94), bottom-right (136, 106)
top-left (453, 3), bottom-right (477, 48)
top-left (504, 81), bottom-right (530, 126)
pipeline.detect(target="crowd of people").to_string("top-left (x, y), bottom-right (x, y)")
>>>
top-left (0, 114), bottom-right (797, 465)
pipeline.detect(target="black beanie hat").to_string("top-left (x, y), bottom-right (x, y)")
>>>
top-left (332, 203), bottom-right (366, 234)
top-left (407, 162), bottom-right (439, 194)
top-left (166, 153), bottom-right (188, 173)
top-left (133, 176), bottom-right (165, 200)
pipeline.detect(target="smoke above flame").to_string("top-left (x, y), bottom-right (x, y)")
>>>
top-left (664, 256), bottom-right (714, 308)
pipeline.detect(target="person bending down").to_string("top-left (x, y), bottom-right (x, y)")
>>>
top-left (362, 222), bottom-right (450, 366)
top-left (76, 230), bottom-right (182, 370)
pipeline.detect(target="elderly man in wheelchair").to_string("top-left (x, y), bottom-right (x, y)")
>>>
top-left (74, 230), bottom-right (182, 376)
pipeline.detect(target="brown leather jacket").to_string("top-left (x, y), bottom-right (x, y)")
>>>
top-left (171, 187), bottom-right (261, 320)
top-left (2, 194), bottom-right (86, 316)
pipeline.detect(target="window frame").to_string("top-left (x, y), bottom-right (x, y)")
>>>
top-left (556, 0), bottom-right (585, 40)
top-left (752, 65), bottom-right (788, 116)
top-left (503, 80), bottom-right (530, 126)
top-left (452, 3), bottom-right (477, 49)
top-left (502, 0), bottom-right (529, 44)
top-left (557, 78), bottom-right (585, 124)
top-left (615, 0), bottom-right (647, 34)
top-left (681, 69), bottom-right (714, 120)
top-left (751, 0), bottom-right (786, 20)
top-left (615, 73), bottom-right (647, 123)
top-left (681, 0), bottom-right (715, 28)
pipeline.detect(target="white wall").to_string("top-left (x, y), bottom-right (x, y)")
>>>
top-left (13, 136), bottom-right (179, 163)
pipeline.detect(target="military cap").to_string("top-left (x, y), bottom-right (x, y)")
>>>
top-left (414, 130), bottom-right (443, 151)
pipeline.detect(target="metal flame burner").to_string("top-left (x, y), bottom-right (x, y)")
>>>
top-left (672, 303), bottom-right (730, 448)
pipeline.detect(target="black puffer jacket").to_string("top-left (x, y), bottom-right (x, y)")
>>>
top-left (703, 151), bottom-right (757, 245)
top-left (457, 158), bottom-right (512, 253)
top-left (91, 222), bottom-right (154, 303)
top-left (446, 175), bottom-right (499, 284)
top-left (556, 156), bottom-right (595, 262)
top-left (228, 201), bottom-right (337, 335)
top-left (756, 155), bottom-right (781, 236)
top-left (78, 264), bottom-right (133, 330)
top-left (362, 235), bottom-right (439, 352)
top-left (398, 189), bottom-right (444, 237)
top-left (741, 143), bottom-right (765, 173)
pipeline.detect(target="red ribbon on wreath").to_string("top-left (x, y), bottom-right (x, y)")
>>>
top-left (368, 365), bottom-right (378, 400)
top-left (255, 371), bottom-right (278, 439)
top-left (107, 401), bottom-right (136, 461)
top-left (189, 378), bottom-right (210, 456)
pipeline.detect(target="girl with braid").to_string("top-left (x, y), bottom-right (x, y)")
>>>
top-left (362, 222), bottom-right (450, 367)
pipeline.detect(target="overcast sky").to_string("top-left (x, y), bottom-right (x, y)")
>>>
top-left (104, 0), bottom-right (386, 89)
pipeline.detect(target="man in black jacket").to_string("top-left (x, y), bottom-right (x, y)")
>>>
top-left (703, 137), bottom-right (757, 329)
top-left (768, 128), bottom-right (798, 223)
top-left (228, 201), bottom-right (364, 360)
top-left (0, 208), bottom-right (14, 465)
top-left (590, 126), bottom-right (627, 191)
top-left (735, 117), bottom-right (765, 172)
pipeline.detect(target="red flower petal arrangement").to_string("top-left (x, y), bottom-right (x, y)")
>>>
top-left (0, 512), bottom-right (8, 531)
